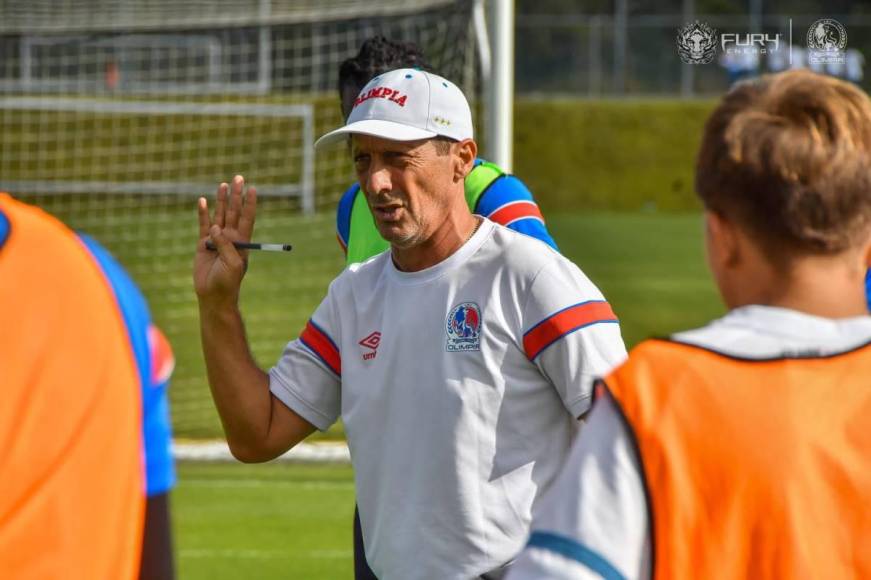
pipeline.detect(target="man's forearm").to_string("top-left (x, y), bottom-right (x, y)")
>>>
top-left (199, 303), bottom-right (273, 458)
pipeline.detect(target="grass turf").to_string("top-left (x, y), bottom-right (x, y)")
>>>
top-left (547, 212), bottom-right (725, 347)
top-left (174, 461), bottom-right (356, 580)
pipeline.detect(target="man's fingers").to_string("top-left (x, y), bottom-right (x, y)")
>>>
top-left (215, 182), bottom-right (228, 229)
top-left (208, 225), bottom-right (245, 269)
top-left (226, 175), bottom-right (244, 229)
top-left (238, 185), bottom-right (257, 239)
top-left (197, 197), bottom-right (212, 240)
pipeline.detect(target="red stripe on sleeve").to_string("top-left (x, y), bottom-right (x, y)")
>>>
top-left (336, 232), bottom-right (347, 254)
top-left (300, 320), bottom-right (341, 376)
top-left (148, 324), bottom-right (175, 385)
top-left (524, 301), bottom-right (617, 360)
top-left (488, 201), bottom-right (544, 227)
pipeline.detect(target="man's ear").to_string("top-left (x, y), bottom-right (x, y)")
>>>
top-left (705, 210), bottom-right (740, 270)
top-left (862, 228), bottom-right (871, 269)
top-left (453, 139), bottom-right (477, 182)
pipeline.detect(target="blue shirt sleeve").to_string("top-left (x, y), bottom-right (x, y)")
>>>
top-left (336, 183), bottom-right (360, 253)
top-left (866, 270), bottom-right (871, 310)
top-left (0, 208), bottom-right (10, 248)
top-left (473, 174), bottom-right (559, 251)
top-left (78, 234), bottom-right (176, 497)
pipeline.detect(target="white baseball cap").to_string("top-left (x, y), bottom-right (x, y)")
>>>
top-left (314, 68), bottom-right (474, 149)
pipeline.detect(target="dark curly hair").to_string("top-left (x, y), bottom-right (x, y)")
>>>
top-left (338, 35), bottom-right (433, 118)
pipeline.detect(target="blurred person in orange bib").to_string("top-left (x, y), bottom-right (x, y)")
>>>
top-left (508, 70), bottom-right (871, 579)
top-left (0, 194), bottom-right (176, 580)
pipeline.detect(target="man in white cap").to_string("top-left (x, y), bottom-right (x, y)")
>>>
top-left (194, 68), bottom-right (627, 579)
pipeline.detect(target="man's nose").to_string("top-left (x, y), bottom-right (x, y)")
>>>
top-left (366, 164), bottom-right (392, 195)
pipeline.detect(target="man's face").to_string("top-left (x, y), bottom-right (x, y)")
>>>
top-left (352, 134), bottom-right (457, 249)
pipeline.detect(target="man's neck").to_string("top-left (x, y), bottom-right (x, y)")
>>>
top-left (391, 213), bottom-right (481, 272)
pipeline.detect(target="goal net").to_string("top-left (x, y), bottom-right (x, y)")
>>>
top-left (1, 0), bottom-right (483, 439)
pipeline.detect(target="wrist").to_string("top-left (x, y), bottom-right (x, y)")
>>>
top-left (198, 298), bottom-right (242, 321)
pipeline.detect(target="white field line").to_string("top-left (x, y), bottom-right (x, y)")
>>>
top-left (173, 440), bottom-right (350, 463)
top-left (180, 478), bottom-right (354, 490)
top-left (179, 548), bottom-right (351, 560)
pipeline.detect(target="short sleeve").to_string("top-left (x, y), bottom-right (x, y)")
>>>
top-left (336, 182), bottom-right (359, 255)
top-left (269, 289), bottom-right (342, 432)
top-left (474, 174), bottom-right (558, 251)
top-left (521, 258), bottom-right (627, 417)
top-left (143, 324), bottom-right (176, 496)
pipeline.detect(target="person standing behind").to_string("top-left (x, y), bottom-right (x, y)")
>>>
top-left (507, 70), bottom-right (871, 579)
top-left (195, 68), bottom-right (626, 579)
top-left (0, 194), bottom-right (176, 580)
top-left (335, 35), bottom-right (557, 266)
top-left (334, 35), bottom-right (560, 578)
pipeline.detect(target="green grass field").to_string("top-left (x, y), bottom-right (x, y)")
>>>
top-left (172, 210), bottom-right (726, 580)
top-left (174, 462), bottom-right (356, 579)
top-left (547, 212), bottom-right (725, 346)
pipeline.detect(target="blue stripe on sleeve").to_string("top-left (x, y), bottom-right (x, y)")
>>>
top-left (336, 183), bottom-right (360, 249)
top-left (474, 175), bottom-right (559, 250)
top-left (78, 234), bottom-right (176, 496)
top-left (308, 318), bottom-right (341, 353)
top-left (526, 531), bottom-right (626, 580)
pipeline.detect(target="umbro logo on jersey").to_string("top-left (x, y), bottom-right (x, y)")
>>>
top-left (359, 331), bottom-right (381, 360)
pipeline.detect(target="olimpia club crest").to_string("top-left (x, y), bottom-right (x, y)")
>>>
top-left (677, 21), bottom-right (718, 64)
top-left (807, 19), bottom-right (847, 52)
top-left (807, 19), bottom-right (847, 65)
top-left (445, 302), bottom-right (482, 352)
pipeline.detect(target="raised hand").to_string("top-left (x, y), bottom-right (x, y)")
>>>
top-left (194, 175), bottom-right (257, 308)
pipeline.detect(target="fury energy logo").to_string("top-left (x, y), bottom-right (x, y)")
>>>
top-left (446, 302), bottom-right (482, 352)
top-left (677, 21), bottom-right (718, 64)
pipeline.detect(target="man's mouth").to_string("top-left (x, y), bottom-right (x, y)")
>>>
top-left (373, 203), bottom-right (404, 222)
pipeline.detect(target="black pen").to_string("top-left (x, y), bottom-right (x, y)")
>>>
top-left (205, 241), bottom-right (292, 252)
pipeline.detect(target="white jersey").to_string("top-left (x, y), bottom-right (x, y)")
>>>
top-left (507, 305), bottom-right (871, 580)
top-left (269, 219), bottom-right (627, 580)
